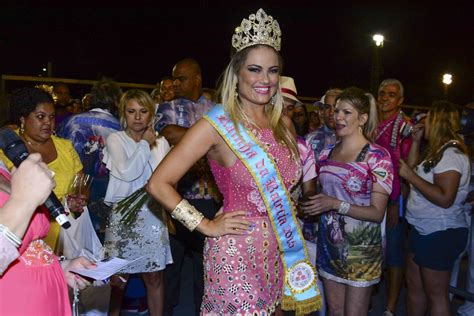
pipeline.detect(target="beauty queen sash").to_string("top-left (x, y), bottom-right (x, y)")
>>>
top-left (204, 105), bottom-right (321, 315)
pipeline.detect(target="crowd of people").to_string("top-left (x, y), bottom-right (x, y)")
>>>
top-left (0, 8), bottom-right (473, 316)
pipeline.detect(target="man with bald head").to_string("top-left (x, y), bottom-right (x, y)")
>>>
top-left (155, 59), bottom-right (209, 142)
top-left (154, 58), bottom-right (219, 316)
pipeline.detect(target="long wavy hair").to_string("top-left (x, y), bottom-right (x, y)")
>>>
top-left (216, 44), bottom-right (298, 158)
top-left (336, 87), bottom-right (378, 141)
top-left (424, 100), bottom-right (467, 161)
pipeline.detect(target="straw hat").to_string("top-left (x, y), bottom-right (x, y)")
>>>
top-left (280, 76), bottom-right (302, 104)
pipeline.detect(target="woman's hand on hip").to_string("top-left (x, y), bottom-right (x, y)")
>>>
top-left (198, 210), bottom-right (252, 237)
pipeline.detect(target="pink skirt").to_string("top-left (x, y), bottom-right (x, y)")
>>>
top-left (201, 216), bottom-right (283, 315)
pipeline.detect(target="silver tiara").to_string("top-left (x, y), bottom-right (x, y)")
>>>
top-left (231, 9), bottom-right (281, 52)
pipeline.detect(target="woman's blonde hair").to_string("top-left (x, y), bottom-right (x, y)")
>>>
top-left (216, 44), bottom-right (298, 158)
top-left (118, 89), bottom-right (155, 128)
top-left (424, 100), bottom-right (467, 160)
top-left (336, 87), bottom-right (378, 141)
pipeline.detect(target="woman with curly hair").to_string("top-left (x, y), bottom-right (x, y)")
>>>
top-left (0, 87), bottom-right (84, 252)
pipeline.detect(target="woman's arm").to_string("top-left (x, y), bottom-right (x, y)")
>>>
top-left (0, 154), bottom-right (55, 238)
top-left (301, 181), bottom-right (389, 223)
top-left (301, 145), bottom-right (393, 223)
top-left (302, 179), bottom-right (318, 197)
top-left (146, 119), bottom-right (250, 237)
top-left (104, 133), bottom-right (152, 181)
top-left (405, 123), bottom-right (424, 167)
top-left (0, 172), bottom-right (10, 194)
top-left (399, 158), bottom-right (462, 208)
top-left (0, 154), bottom-right (55, 275)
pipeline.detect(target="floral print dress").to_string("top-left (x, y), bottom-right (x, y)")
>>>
top-left (316, 143), bottom-right (393, 287)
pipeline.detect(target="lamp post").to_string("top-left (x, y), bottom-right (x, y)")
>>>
top-left (442, 73), bottom-right (452, 99)
top-left (370, 34), bottom-right (384, 95)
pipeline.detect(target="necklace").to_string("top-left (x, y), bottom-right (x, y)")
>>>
top-left (21, 134), bottom-right (41, 147)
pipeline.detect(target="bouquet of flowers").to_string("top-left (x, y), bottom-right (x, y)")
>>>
top-left (114, 187), bottom-right (150, 226)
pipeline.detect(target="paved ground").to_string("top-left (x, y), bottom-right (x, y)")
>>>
top-left (121, 254), bottom-right (469, 316)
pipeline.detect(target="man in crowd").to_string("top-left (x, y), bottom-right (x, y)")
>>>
top-left (375, 79), bottom-right (412, 316)
top-left (53, 82), bottom-right (73, 126)
top-left (306, 88), bottom-right (341, 164)
top-left (280, 76), bottom-right (309, 136)
top-left (280, 76), bottom-right (299, 120)
top-left (159, 76), bottom-right (175, 103)
top-left (155, 58), bottom-right (219, 316)
top-left (59, 77), bottom-right (122, 236)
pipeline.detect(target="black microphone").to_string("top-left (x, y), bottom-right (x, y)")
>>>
top-left (0, 128), bottom-right (71, 229)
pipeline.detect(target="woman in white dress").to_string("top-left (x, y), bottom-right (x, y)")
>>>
top-left (103, 89), bottom-right (172, 316)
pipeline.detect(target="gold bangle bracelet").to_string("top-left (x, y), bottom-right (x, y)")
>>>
top-left (170, 199), bottom-right (204, 231)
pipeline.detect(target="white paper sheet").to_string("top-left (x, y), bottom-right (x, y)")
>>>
top-left (70, 257), bottom-right (142, 280)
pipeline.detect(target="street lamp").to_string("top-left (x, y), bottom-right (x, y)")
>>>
top-left (373, 34), bottom-right (384, 47)
top-left (370, 34), bottom-right (384, 95)
top-left (442, 73), bottom-right (452, 99)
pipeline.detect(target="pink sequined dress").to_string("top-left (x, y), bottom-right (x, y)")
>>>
top-left (202, 127), bottom-right (301, 315)
top-left (0, 169), bottom-right (70, 315)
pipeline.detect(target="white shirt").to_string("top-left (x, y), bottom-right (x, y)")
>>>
top-left (103, 131), bottom-right (170, 204)
top-left (406, 147), bottom-right (471, 235)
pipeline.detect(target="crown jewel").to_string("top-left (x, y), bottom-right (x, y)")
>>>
top-left (232, 8), bottom-right (281, 52)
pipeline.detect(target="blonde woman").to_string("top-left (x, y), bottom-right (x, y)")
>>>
top-left (302, 87), bottom-right (393, 316)
top-left (103, 90), bottom-right (172, 316)
top-left (399, 100), bottom-right (470, 316)
top-left (147, 9), bottom-right (321, 316)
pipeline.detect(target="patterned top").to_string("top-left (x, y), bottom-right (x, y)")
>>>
top-left (299, 136), bottom-right (317, 183)
top-left (296, 137), bottom-right (319, 243)
top-left (203, 127), bottom-right (301, 315)
top-left (58, 108), bottom-right (121, 202)
top-left (375, 111), bottom-right (412, 201)
top-left (306, 124), bottom-right (337, 165)
top-left (317, 142), bottom-right (393, 287)
top-left (154, 96), bottom-right (217, 200)
top-left (209, 127), bottom-right (302, 217)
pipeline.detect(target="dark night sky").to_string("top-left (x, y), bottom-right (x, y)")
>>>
top-left (1, 1), bottom-right (473, 106)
